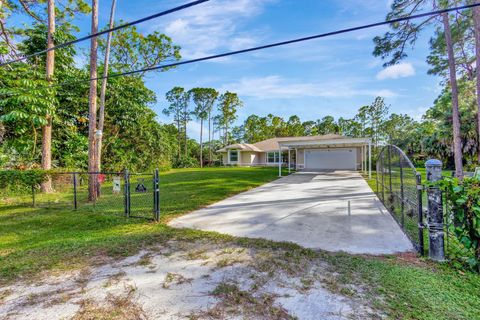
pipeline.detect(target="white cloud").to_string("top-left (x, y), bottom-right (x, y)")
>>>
top-left (220, 75), bottom-right (398, 99)
top-left (154, 0), bottom-right (273, 59)
top-left (376, 62), bottom-right (415, 80)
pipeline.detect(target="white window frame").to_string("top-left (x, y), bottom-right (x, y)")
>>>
top-left (229, 149), bottom-right (239, 163)
top-left (267, 151), bottom-right (280, 163)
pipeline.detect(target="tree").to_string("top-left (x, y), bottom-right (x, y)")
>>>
top-left (40, 0), bottom-right (55, 192)
top-left (217, 92), bottom-right (242, 146)
top-left (472, 0), bottom-right (480, 162)
top-left (316, 116), bottom-right (339, 135)
top-left (0, 65), bottom-right (55, 164)
top-left (189, 88), bottom-right (218, 166)
top-left (106, 23), bottom-right (180, 74)
top-left (94, 0), bottom-right (116, 178)
top-left (286, 115), bottom-right (304, 136)
top-left (338, 117), bottom-right (362, 137)
top-left (373, 0), bottom-right (464, 177)
top-left (163, 87), bottom-right (189, 159)
top-left (87, 0), bottom-right (99, 200)
top-left (442, 11), bottom-right (464, 178)
top-left (96, 19), bottom-right (181, 171)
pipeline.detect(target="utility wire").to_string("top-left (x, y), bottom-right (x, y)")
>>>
top-left (3, 2), bottom-right (480, 91)
top-left (0, 0), bottom-right (210, 67)
top-left (56, 3), bottom-right (480, 86)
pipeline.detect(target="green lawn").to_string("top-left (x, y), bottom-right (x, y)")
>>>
top-left (1, 167), bottom-right (479, 319)
top-left (0, 167), bottom-right (287, 283)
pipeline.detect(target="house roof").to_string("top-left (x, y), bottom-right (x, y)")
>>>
top-left (217, 134), bottom-right (367, 152)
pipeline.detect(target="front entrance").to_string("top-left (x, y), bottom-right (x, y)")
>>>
top-left (305, 148), bottom-right (356, 170)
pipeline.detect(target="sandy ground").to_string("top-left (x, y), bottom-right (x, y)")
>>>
top-left (0, 239), bottom-right (380, 320)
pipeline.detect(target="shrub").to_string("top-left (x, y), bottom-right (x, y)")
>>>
top-left (172, 156), bottom-right (199, 168)
top-left (0, 169), bottom-right (51, 195)
top-left (438, 176), bottom-right (480, 271)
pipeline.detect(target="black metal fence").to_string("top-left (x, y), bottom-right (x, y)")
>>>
top-left (2, 170), bottom-right (160, 221)
top-left (376, 145), bottom-right (425, 255)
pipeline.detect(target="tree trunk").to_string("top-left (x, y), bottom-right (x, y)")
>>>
top-left (95, 0), bottom-right (116, 181)
top-left (40, 0), bottom-right (55, 193)
top-left (87, 0), bottom-right (99, 201)
top-left (225, 124), bottom-right (228, 146)
top-left (208, 111), bottom-right (212, 163)
top-left (442, 12), bottom-right (464, 179)
top-left (199, 119), bottom-right (203, 167)
top-left (473, 1), bottom-right (480, 163)
top-left (177, 119), bottom-right (181, 159)
top-left (184, 121), bottom-right (188, 157)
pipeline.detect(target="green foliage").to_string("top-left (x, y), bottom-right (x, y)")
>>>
top-left (217, 92), bottom-right (243, 145)
top-left (103, 23), bottom-right (181, 74)
top-left (438, 176), bottom-right (480, 270)
top-left (172, 156), bottom-right (200, 168)
top-left (0, 169), bottom-right (50, 194)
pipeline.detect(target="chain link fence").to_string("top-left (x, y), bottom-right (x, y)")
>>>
top-left (1, 170), bottom-right (160, 221)
top-left (376, 145), bottom-right (425, 255)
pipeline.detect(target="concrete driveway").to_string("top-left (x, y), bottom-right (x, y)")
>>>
top-left (169, 171), bottom-right (413, 254)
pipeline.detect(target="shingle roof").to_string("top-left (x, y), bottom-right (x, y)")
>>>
top-left (253, 134), bottom-right (345, 151)
top-left (216, 143), bottom-right (263, 153)
top-left (218, 134), bottom-right (348, 152)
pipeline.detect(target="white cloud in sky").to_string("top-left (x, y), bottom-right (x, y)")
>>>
top-left (376, 62), bottom-right (415, 80)
top-left (156, 0), bottom-right (273, 59)
top-left (220, 75), bottom-right (398, 99)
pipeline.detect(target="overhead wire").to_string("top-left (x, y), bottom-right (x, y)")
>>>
top-left (2, 2), bottom-right (480, 92)
top-left (0, 0), bottom-right (210, 67)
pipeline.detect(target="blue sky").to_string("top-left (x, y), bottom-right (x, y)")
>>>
top-left (14, 0), bottom-right (443, 140)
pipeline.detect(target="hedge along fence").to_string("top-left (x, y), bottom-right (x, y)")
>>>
top-left (0, 170), bottom-right (52, 196)
top-left (438, 176), bottom-right (480, 272)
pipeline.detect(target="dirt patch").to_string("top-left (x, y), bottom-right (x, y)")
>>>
top-left (0, 239), bottom-right (378, 319)
top-left (72, 285), bottom-right (146, 320)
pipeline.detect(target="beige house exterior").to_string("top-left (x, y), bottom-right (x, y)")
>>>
top-left (217, 134), bottom-right (372, 177)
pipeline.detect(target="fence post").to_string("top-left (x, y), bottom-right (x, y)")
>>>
top-left (124, 169), bottom-right (130, 217)
top-left (416, 173), bottom-right (424, 256)
top-left (381, 152), bottom-right (385, 201)
top-left (73, 173), bottom-right (78, 210)
top-left (399, 156), bottom-right (405, 227)
top-left (387, 146), bottom-right (393, 194)
top-left (154, 168), bottom-right (160, 221)
top-left (425, 159), bottom-right (445, 261)
top-left (32, 184), bottom-right (36, 207)
top-left (387, 146), bottom-right (394, 211)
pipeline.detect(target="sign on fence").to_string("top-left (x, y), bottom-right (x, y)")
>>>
top-left (113, 176), bottom-right (121, 193)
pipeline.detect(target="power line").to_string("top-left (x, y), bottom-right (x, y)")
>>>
top-left (63, 3), bottom-right (480, 85)
top-left (4, 2), bottom-right (480, 91)
top-left (0, 0), bottom-right (210, 67)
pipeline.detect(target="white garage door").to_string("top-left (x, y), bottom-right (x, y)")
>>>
top-left (305, 148), bottom-right (356, 170)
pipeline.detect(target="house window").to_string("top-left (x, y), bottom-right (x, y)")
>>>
top-left (267, 152), bottom-right (280, 163)
top-left (229, 150), bottom-right (239, 162)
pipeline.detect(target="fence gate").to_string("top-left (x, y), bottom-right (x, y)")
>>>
top-left (376, 145), bottom-right (425, 255)
top-left (124, 169), bottom-right (160, 221)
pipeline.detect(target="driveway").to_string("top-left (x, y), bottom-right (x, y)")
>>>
top-left (169, 171), bottom-right (413, 254)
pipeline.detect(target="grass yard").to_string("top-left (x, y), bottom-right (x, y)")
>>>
top-left (0, 167), bottom-right (287, 283)
top-left (1, 167), bottom-right (479, 319)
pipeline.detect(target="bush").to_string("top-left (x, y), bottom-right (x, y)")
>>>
top-left (438, 176), bottom-right (480, 271)
top-left (0, 169), bottom-right (50, 195)
top-left (172, 156), bottom-right (199, 168)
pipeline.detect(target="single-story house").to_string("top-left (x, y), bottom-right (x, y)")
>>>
top-left (217, 134), bottom-right (372, 177)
